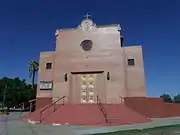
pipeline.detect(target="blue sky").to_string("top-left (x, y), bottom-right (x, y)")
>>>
top-left (0, 0), bottom-right (180, 97)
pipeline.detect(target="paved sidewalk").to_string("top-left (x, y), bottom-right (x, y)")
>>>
top-left (1, 112), bottom-right (180, 135)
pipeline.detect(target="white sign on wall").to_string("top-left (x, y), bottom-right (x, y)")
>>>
top-left (40, 81), bottom-right (53, 90)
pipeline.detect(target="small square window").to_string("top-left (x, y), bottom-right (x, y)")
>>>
top-left (46, 63), bottom-right (52, 69)
top-left (127, 59), bottom-right (135, 66)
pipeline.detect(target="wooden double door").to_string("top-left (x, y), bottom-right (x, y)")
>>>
top-left (70, 72), bottom-right (105, 104)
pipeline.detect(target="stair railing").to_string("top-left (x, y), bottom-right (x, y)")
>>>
top-left (40, 96), bottom-right (66, 122)
top-left (96, 95), bottom-right (108, 123)
top-left (21, 102), bottom-right (36, 112)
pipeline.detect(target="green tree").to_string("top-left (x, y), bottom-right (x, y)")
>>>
top-left (0, 77), bottom-right (36, 109)
top-left (173, 94), bottom-right (180, 103)
top-left (28, 60), bottom-right (39, 89)
top-left (160, 93), bottom-right (173, 103)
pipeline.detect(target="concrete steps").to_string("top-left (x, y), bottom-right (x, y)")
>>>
top-left (24, 104), bottom-right (150, 126)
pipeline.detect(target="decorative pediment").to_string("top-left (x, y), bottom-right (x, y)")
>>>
top-left (78, 19), bottom-right (96, 31)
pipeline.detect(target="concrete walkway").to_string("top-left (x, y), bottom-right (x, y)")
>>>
top-left (1, 112), bottom-right (180, 135)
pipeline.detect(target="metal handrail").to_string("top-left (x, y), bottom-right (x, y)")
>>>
top-left (40, 96), bottom-right (66, 122)
top-left (96, 95), bottom-right (108, 123)
top-left (22, 102), bottom-right (36, 112)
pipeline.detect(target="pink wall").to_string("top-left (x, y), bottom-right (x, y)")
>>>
top-left (36, 19), bottom-right (146, 104)
top-left (124, 97), bottom-right (180, 118)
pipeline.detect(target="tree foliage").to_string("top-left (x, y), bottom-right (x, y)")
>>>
top-left (160, 93), bottom-right (180, 103)
top-left (173, 94), bottom-right (180, 103)
top-left (28, 60), bottom-right (39, 89)
top-left (160, 93), bottom-right (173, 103)
top-left (0, 77), bottom-right (36, 108)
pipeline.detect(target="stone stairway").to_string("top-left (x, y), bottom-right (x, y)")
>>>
top-left (23, 103), bottom-right (150, 126)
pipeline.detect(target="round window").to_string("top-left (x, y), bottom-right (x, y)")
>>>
top-left (80, 40), bottom-right (93, 51)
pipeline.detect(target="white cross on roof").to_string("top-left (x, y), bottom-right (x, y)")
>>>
top-left (84, 13), bottom-right (91, 19)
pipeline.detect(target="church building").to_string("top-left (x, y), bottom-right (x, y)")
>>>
top-left (25, 16), bottom-right (180, 126)
top-left (36, 16), bottom-right (146, 109)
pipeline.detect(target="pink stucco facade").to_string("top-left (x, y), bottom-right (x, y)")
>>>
top-left (36, 19), bottom-right (146, 106)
